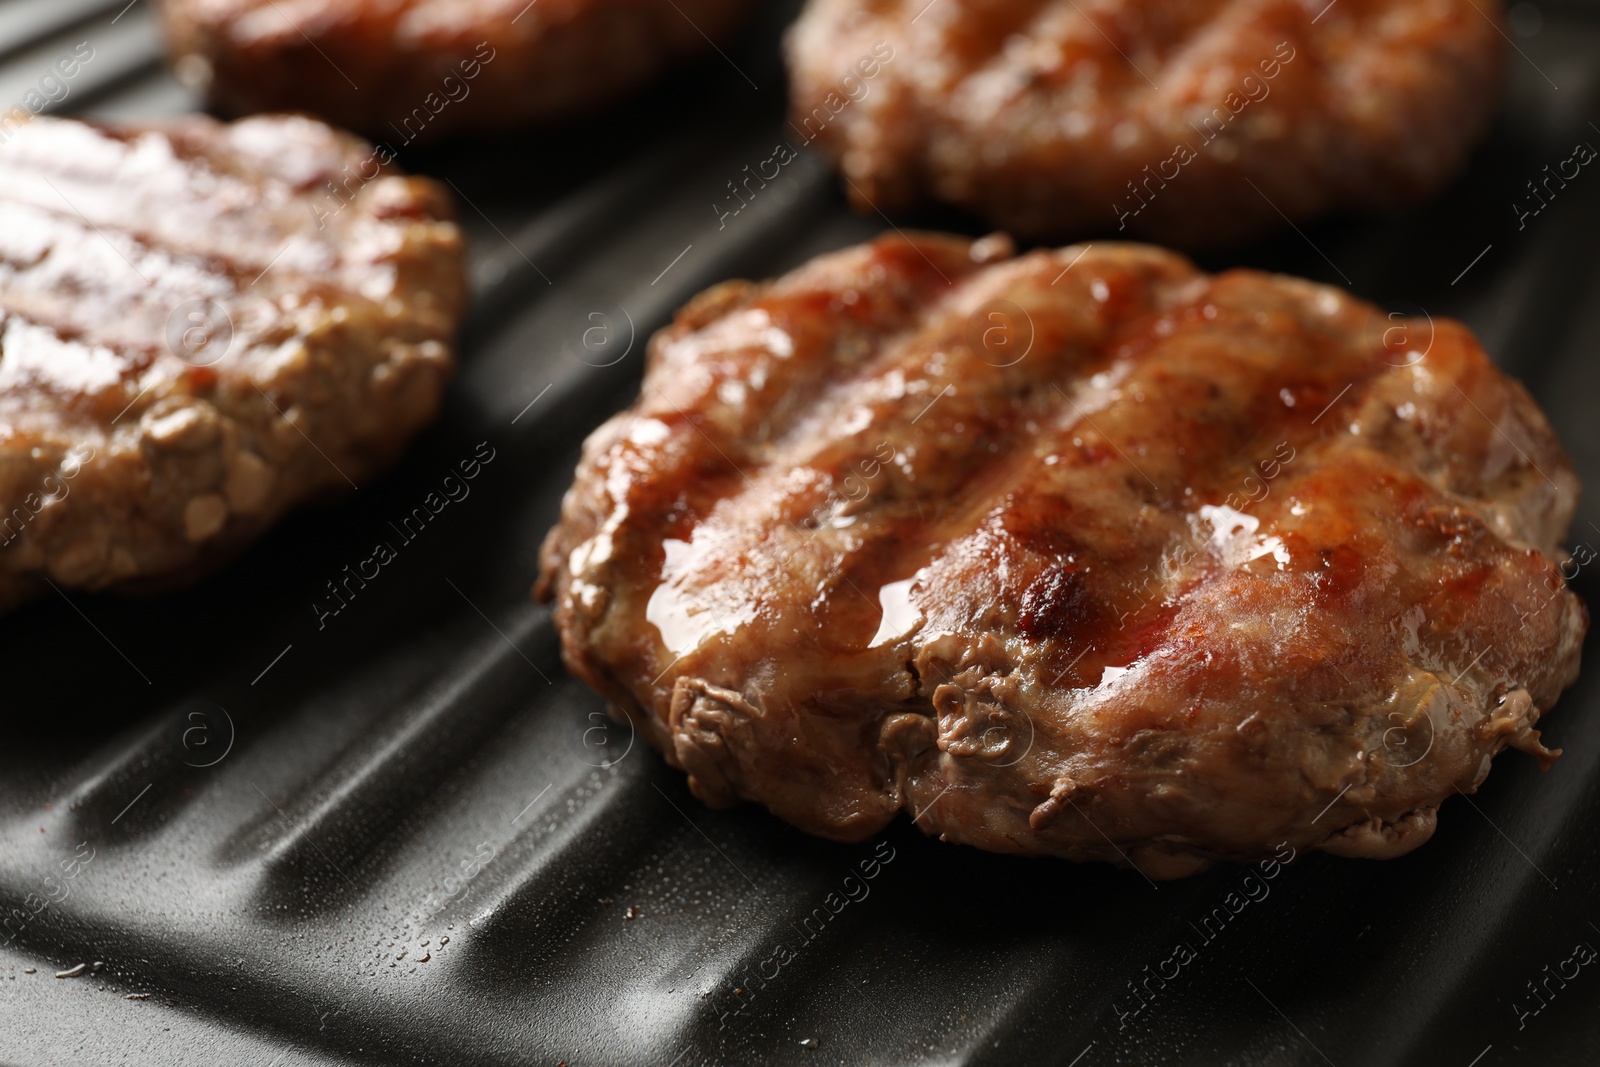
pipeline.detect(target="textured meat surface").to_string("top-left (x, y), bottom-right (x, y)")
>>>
top-left (786, 0), bottom-right (1505, 247)
top-left (0, 114), bottom-right (464, 613)
top-left (160, 0), bottom-right (752, 139)
top-left (538, 232), bottom-right (1586, 878)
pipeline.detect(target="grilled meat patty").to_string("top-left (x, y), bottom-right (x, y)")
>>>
top-left (537, 232), bottom-right (1585, 878)
top-left (0, 114), bottom-right (464, 614)
top-left (160, 0), bottom-right (752, 140)
top-left (786, 0), bottom-right (1505, 247)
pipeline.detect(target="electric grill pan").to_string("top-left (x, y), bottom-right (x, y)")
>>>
top-left (2, 2), bottom-right (1600, 1064)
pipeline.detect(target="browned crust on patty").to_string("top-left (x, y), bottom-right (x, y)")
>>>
top-left (537, 231), bottom-right (1585, 878)
top-left (786, 0), bottom-right (1505, 247)
top-left (159, 0), bottom-right (752, 140)
top-left (0, 114), bottom-right (465, 612)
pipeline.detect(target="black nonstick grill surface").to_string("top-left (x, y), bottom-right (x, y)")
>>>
top-left (3, 2), bottom-right (1600, 1064)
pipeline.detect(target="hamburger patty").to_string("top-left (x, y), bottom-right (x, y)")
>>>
top-left (0, 114), bottom-right (464, 613)
top-left (159, 0), bottom-right (753, 140)
top-left (786, 0), bottom-right (1505, 247)
top-left (537, 232), bottom-right (1586, 878)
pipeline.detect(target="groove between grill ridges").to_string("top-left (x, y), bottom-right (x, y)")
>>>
top-left (417, 761), bottom-right (667, 957)
top-left (452, 783), bottom-right (1067, 1067)
top-left (5, 772), bottom-right (682, 1066)
top-left (52, 14), bottom-right (165, 114)
top-left (215, 606), bottom-right (562, 894)
top-left (469, 129), bottom-right (840, 434)
top-left (0, 0), bottom-right (132, 68)
top-left (21, 609), bottom-right (557, 879)
top-left (2, 5), bottom-right (1596, 1064)
top-left (51, 698), bottom-right (221, 839)
top-left (436, 765), bottom-right (860, 1062)
top-left (0, 1), bottom-right (163, 126)
top-left (459, 127), bottom-right (731, 333)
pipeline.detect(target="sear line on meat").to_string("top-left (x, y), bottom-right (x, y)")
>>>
top-left (161, 0), bottom-right (754, 141)
top-left (538, 231), bottom-right (1585, 879)
top-left (0, 114), bottom-right (465, 613)
top-left (786, 0), bottom-right (1506, 247)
